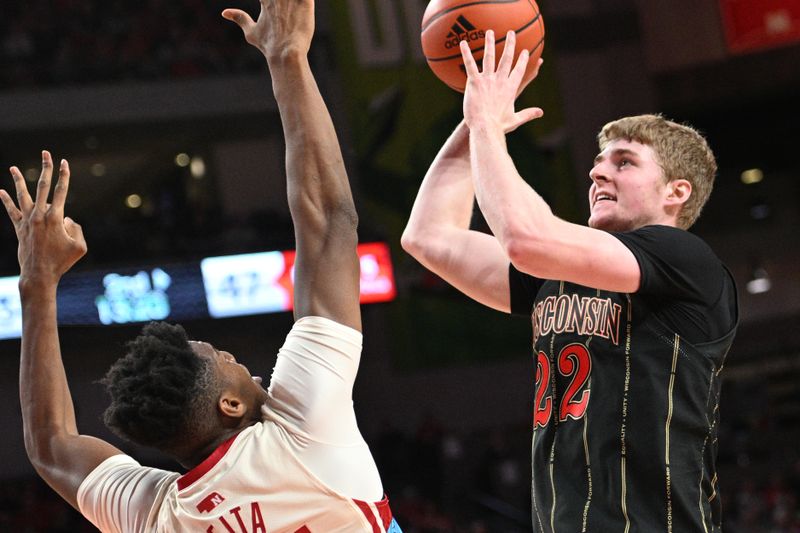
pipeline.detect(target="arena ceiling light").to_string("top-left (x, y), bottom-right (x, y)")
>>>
top-left (741, 168), bottom-right (764, 185)
top-left (175, 153), bottom-right (191, 167)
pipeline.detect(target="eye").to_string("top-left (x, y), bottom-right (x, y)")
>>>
top-left (617, 159), bottom-right (631, 169)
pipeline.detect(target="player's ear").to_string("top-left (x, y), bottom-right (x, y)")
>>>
top-left (218, 392), bottom-right (246, 420)
top-left (665, 178), bottom-right (691, 208)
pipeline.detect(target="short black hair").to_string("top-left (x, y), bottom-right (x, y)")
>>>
top-left (101, 322), bottom-right (217, 449)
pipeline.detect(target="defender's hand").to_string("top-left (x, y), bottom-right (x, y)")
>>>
top-left (0, 151), bottom-right (87, 288)
top-left (460, 30), bottom-right (544, 134)
top-left (222, 0), bottom-right (315, 62)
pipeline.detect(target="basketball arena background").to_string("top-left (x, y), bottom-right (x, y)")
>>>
top-left (0, 0), bottom-right (798, 531)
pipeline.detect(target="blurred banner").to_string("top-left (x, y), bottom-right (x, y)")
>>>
top-left (0, 243), bottom-right (396, 340)
top-left (720, 0), bottom-right (800, 53)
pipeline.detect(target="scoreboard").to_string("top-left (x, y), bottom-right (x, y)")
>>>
top-left (0, 243), bottom-right (396, 340)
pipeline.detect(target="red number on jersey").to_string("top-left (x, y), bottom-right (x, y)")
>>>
top-left (557, 343), bottom-right (592, 422)
top-left (533, 344), bottom-right (592, 428)
top-left (534, 351), bottom-right (552, 429)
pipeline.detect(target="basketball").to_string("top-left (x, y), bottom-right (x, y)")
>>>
top-left (421, 0), bottom-right (545, 93)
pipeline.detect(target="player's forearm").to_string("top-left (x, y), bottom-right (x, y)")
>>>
top-left (402, 121), bottom-right (474, 260)
top-left (469, 124), bottom-right (557, 267)
top-left (18, 281), bottom-right (78, 466)
top-left (267, 52), bottom-right (355, 215)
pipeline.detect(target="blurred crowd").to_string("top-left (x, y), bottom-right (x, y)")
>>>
top-left (0, 0), bottom-right (263, 90)
top-left (0, 163), bottom-right (296, 275)
top-left (718, 389), bottom-right (800, 533)
top-left (724, 471), bottom-right (800, 533)
top-left (372, 416), bottom-right (533, 533)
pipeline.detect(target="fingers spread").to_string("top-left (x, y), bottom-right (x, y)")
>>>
top-left (50, 159), bottom-right (70, 216)
top-left (497, 30), bottom-right (516, 75)
top-left (460, 40), bottom-right (480, 78)
top-left (509, 48), bottom-right (530, 87)
top-left (483, 30), bottom-right (495, 75)
top-left (0, 189), bottom-right (22, 223)
top-left (34, 150), bottom-right (53, 212)
top-left (10, 166), bottom-right (33, 212)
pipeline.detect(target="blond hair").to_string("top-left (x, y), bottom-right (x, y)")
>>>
top-left (598, 114), bottom-right (717, 229)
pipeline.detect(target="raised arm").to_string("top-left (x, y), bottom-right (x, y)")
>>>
top-left (0, 152), bottom-right (123, 511)
top-left (460, 31), bottom-right (640, 293)
top-left (224, 0), bottom-right (360, 331)
top-left (401, 121), bottom-right (513, 313)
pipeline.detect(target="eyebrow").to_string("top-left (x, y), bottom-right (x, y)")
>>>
top-left (594, 148), bottom-right (640, 164)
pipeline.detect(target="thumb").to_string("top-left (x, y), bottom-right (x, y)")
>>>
top-left (508, 107), bottom-right (544, 132)
top-left (64, 217), bottom-right (84, 241)
top-left (222, 9), bottom-right (256, 32)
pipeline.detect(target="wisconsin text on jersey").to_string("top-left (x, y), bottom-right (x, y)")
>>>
top-left (531, 293), bottom-right (623, 345)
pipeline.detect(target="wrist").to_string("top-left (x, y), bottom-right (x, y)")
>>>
top-left (264, 47), bottom-right (308, 69)
top-left (468, 119), bottom-right (506, 139)
top-left (19, 275), bottom-right (60, 300)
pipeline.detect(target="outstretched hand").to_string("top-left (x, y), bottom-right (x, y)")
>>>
top-left (222, 0), bottom-right (315, 61)
top-left (460, 30), bottom-right (544, 134)
top-left (0, 151), bottom-right (86, 287)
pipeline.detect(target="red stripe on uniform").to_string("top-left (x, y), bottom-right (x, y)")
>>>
top-left (294, 527), bottom-right (310, 533)
top-left (374, 495), bottom-right (394, 529)
top-left (353, 499), bottom-right (381, 533)
top-left (177, 432), bottom-right (240, 490)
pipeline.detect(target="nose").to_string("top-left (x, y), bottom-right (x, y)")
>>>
top-left (589, 163), bottom-right (609, 184)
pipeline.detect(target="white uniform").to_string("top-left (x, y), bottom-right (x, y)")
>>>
top-left (77, 316), bottom-right (402, 533)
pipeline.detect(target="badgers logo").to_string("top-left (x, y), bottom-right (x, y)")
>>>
top-left (444, 15), bottom-right (485, 49)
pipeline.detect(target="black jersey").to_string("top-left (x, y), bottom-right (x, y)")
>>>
top-left (509, 225), bottom-right (738, 533)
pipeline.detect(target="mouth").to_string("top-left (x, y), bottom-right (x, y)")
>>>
top-left (593, 193), bottom-right (617, 207)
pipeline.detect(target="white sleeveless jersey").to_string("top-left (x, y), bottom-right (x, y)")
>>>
top-left (77, 317), bottom-right (402, 533)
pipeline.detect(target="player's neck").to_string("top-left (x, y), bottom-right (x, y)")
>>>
top-left (175, 428), bottom-right (245, 470)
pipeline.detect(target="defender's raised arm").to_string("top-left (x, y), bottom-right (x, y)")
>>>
top-left (0, 152), bottom-right (122, 511)
top-left (225, 0), bottom-right (361, 332)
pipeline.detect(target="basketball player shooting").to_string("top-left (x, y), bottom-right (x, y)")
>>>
top-left (0, 1), bottom-right (401, 532)
top-left (402, 30), bottom-right (737, 532)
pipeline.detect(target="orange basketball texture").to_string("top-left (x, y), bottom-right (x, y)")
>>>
top-left (421, 0), bottom-right (545, 93)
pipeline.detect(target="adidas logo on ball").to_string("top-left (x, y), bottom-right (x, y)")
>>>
top-left (444, 15), bottom-right (485, 49)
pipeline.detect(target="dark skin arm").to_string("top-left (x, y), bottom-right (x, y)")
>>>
top-left (224, 0), bottom-right (361, 331)
top-left (0, 152), bottom-right (123, 511)
top-left (1, 2), bottom-right (359, 515)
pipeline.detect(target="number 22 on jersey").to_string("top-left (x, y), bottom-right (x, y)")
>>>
top-left (534, 343), bottom-right (592, 428)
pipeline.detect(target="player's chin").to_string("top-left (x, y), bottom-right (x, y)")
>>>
top-left (587, 212), bottom-right (608, 230)
top-left (588, 212), bottom-right (625, 233)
